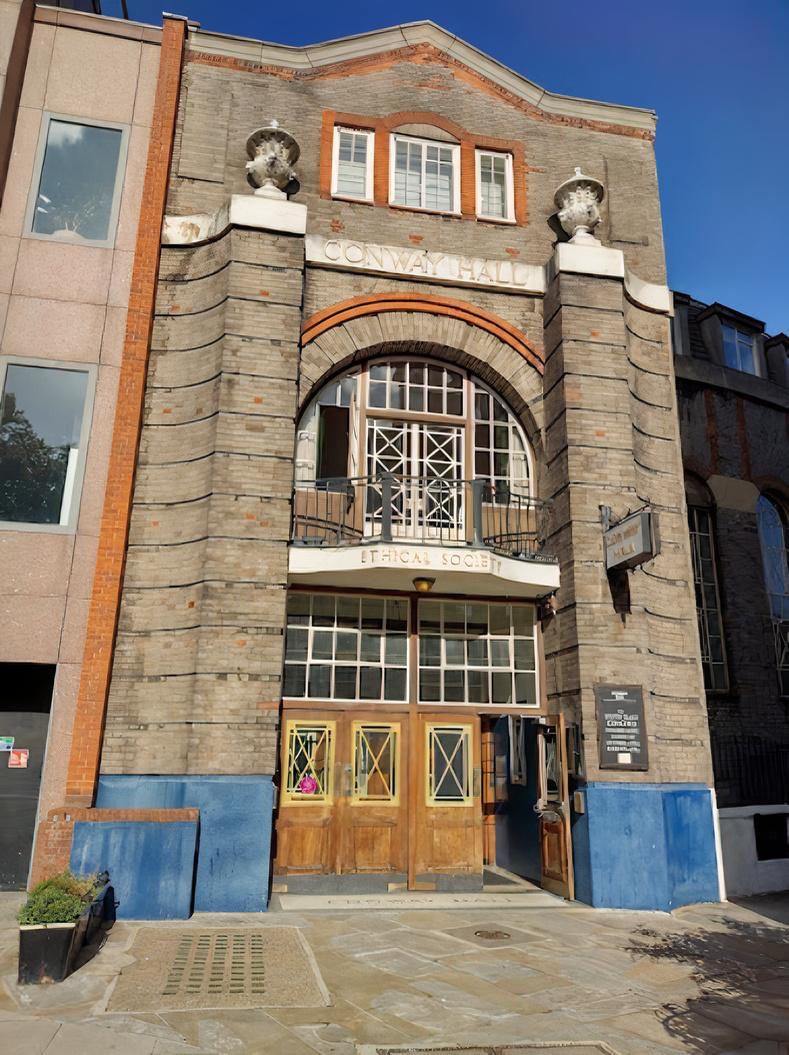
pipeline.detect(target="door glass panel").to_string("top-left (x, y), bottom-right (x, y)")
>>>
top-left (427, 725), bottom-right (471, 803)
top-left (353, 723), bottom-right (398, 802)
top-left (284, 722), bottom-right (334, 801)
top-left (541, 728), bottom-right (560, 800)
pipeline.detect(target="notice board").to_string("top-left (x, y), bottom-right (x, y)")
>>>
top-left (594, 685), bottom-right (649, 771)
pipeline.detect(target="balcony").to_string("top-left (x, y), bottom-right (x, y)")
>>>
top-left (288, 476), bottom-right (559, 597)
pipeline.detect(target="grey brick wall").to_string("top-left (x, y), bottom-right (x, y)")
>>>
top-left (100, 228), bottom-right (304, 776)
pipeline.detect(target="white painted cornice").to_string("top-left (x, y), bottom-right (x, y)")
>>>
top-left (187, 20), bottom-right (657, 133)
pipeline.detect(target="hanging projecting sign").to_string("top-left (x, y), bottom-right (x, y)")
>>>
top-left (603, 509), bottom-right (655, 571)
top-left (0, 736), bottom-right (14, 751)
top-left (595, 686), bottom-right (648, 771)
top-left (8, 748), bottom-right (29, 769)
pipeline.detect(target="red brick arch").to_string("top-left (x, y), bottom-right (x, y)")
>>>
top-left (301, 292), bottom-right (543, 374)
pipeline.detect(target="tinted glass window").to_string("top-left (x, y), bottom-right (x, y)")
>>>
top-left (32, 120), bottom-right (123, 242)
top-left (0, 365), bottom-right (89, 524)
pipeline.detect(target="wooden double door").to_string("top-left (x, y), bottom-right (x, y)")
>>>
top-left (274, 709), bottom-right (483, 887)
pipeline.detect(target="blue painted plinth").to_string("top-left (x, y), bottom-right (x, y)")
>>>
top-left (572, 782), bottom-right (720, 911)
top-left (95, 775), bottom-right (273, 913)
top-left (70, 820), bottom-right (197, 919)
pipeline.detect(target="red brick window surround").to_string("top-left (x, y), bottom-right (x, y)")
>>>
top-left (320, 110), bottom-right (529, 225)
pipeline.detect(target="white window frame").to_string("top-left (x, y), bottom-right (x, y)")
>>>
top-left (0, 356), bottom-right (97, 534)
top-left (388, 133), bottom-right (461, 215)
top-left (282, 592), bottom-right (409, 704)
top-left (721, 322), bottom-right (760, 377)
top-left (475, 149), bottom-right (515, 223)
top-left (331, 125), bottom-right (374, 203)
top-left (417, 600), bottom-right (539, 708)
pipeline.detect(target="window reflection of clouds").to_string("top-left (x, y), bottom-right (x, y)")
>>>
top-left (33, 119), bottom-right (122, 242)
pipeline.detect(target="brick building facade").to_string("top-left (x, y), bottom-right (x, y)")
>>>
top-left (673, 294), bottom-right (789, 895)
top-left (1, 7), bottom-right (744, 913)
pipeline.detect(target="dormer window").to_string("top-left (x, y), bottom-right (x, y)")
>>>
top-left (476, 150), bottom-right (514, 222)
top-left (389, 134), bottom-right (460, 213)
top-left (331, 126), bottom-right (374, 201)
top-left (722, 323), bottom-right (757, 375)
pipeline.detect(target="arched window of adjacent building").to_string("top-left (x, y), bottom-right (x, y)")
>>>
top-left (686, 475), bottom-right (728, 692)
top-left (757, 494), bottom-right (789, 621)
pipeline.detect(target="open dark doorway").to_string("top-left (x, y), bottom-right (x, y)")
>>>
top-left (0, 663), bottom-right (55, 889)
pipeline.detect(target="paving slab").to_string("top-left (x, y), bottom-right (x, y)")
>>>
top-left (1, 892), bottom-right (789, 1054)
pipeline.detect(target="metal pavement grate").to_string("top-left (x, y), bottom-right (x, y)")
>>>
top-left (108, 926), bottom-right (328, 1012)
top-left (161, 932), bottom-right (266, 1000)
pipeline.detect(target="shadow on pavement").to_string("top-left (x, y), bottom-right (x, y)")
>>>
top-left (628, 913), bottom-right (789, 1053)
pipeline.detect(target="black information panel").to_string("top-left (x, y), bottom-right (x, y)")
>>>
top-left (594, 685), bottom-right (649, 771)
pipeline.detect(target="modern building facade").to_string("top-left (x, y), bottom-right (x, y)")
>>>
top-left (0, 1), bottom-right (161, 888)
top-left (0, 7), bottom-right (740, 913)
top-left (673, 294), bottom-right (789, 896)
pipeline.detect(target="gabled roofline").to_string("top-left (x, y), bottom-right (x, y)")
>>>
top-left (187, 19), bottom-right (657, 133)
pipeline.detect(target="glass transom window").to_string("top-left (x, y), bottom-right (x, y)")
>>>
top-left (418, 601), bottom-right (537, 706)
top-left (368, 361), bottom-right (464, 415)
top-left (28, 115), bottom-right (126, 245)
top-left (0, 360), bottom-right (93, 530)
top-left (477, 150), bottom-right (514, 221)
top-left (391, 134), bottom-right (459, 213)
top-left (332, 127), bottom-right (373, 201)
top-left (283, 593), bottom-right (408, 702)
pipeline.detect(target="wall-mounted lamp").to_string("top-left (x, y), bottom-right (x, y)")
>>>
top-left (412, 577), bottom-right (436, 593)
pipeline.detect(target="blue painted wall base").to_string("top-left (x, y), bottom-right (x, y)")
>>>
top-left (70, 820), bottom-right (197, 919)
top-left (572, 782), bottom-right (720, 911)
top-left (96, 775), bottom-right (273, 913)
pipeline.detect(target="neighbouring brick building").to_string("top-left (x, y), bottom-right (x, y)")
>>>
top-left (7, 5), bottom-right (775, 914)
top-left (673, 294), bottom-right (789, 895)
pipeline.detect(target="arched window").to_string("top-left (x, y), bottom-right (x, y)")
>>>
top-left (296, 359), bottom-right (532, 493)
top-left (757, 494), bottom-right (789, 621)
top-left (293, 358), bottom-right (536, 550)
top-left (686, 475), bottom-right (727, 692)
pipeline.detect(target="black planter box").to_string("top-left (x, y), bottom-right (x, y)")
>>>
top-left (18, 882), bottom-right (115, 985)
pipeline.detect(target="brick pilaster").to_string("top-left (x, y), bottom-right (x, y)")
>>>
top-left (62, 17), bottom-right (187, 806)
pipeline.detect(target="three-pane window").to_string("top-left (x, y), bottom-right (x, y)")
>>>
top-left (476, 150), bottom-right (514, 221)
top-left (722, 324), bottom-right (757, 375)
top-left (27, 115), bottom-right (127, 246)
top-left (332, 127), bottom-right (373, 201)
top-left (390, 134), bottom-right (459, 213)
top-left (330, 127), bottom-right (517, 222)
top-left (0, 360), bottom-right (94, 531)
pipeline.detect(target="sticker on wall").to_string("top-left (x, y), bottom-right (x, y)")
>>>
top-left (0, 736), bottom-right (14, 751)
top-left (8, 749), bottom-right (28, 769)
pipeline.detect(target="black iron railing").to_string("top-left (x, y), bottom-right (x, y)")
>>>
top-left (290, 475), bottom-right (552, 561)
top-left (712, 735), bottom-right (789, 808)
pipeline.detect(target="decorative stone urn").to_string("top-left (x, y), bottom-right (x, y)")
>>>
top-left (245, 119), bottom-right (300, 199)
top-left (554, 167), bottom-right (605, 245)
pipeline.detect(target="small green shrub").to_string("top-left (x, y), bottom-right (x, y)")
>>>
top-left (18, 870), bottom-right (103, 926)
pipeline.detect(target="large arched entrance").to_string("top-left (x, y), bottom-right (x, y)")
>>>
top-left (274, 308), bottom-right (572, 898)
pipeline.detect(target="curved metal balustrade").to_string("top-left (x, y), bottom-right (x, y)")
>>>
top-left (290, 475), bottom-right (552, 562)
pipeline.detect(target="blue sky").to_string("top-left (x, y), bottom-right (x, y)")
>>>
top-left (123, 0), bottom-right (789, 334)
